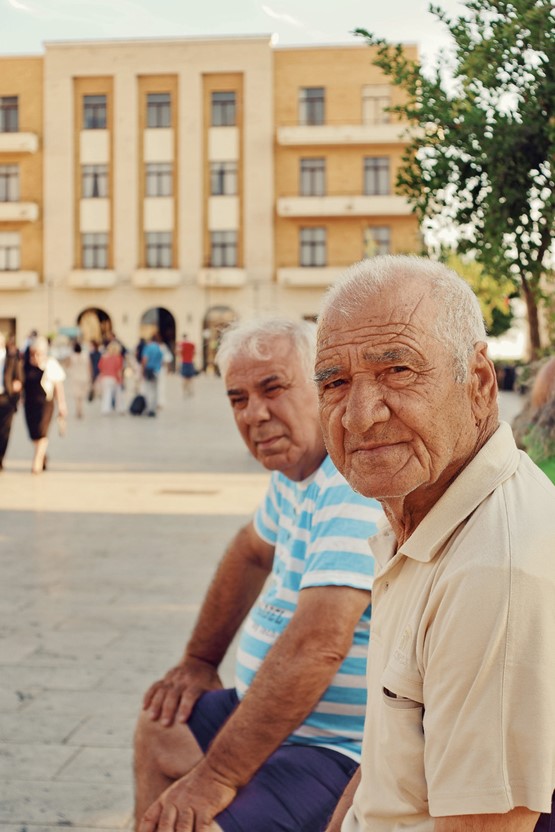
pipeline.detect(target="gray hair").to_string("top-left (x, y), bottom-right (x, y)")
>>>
top-left (319, 255), bottom-right (487, 383)
top-left (216, 317), bottom-right (317, 380)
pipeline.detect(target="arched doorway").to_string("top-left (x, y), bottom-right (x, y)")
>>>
top-left (202, 305), bottom-right (237, 374)
top-left (77, 307), bottom-right (112, 344)
top-left (139, 307), bottom-right (176, 367)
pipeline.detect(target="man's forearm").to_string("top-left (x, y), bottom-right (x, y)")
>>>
top-left (202, 641), bottom-right (342, 786)
top-left (325, 767), bottom-right (360, 831)
top-left (202, 586), bottom-right (369, 787)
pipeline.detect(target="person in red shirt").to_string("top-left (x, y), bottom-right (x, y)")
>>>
top-left (178, 334), bottom-right (196, 397)
top-left (98, 340), bottom-right (125, 415)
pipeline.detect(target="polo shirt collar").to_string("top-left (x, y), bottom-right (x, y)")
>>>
top-left (369, 422), bottom-right (520, 568)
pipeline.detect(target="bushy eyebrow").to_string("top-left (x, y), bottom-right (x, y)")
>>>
top-left (314, 347), bottom-right (427, 387)
top-left (314, 366), bottom-right (341, 385)
top-left (227, 374), bottom-right (282, 398)
top-left (366, 348), bottom-right (428, 371)
top-left (361, 347), bottom-right (416, 363)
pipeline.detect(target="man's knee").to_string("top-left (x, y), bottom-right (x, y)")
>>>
top-left (134, 709), bottom-right (203, 780)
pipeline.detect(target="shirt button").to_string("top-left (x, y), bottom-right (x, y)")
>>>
top-left (384, 582), bottom-right (390, 592)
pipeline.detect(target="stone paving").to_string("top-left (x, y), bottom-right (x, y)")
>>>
top-left (0, 373), bottom-right (524, 832)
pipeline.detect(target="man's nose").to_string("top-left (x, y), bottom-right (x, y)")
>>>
top-left (341, 377), bottom-right (389, 434)
top-left (243, 395), bottom-right (271, 424)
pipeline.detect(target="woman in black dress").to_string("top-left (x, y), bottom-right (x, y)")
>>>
top-left (23, 336), bottom-right (67, 474)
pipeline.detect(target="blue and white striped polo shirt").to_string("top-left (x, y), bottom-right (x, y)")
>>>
top-left (234, 454), bottom-right (382, 761)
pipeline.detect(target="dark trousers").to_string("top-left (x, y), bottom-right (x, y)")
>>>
top-left (0, 394), bottom-right (16, 465)
top-left (536, 792), bottom-right (555, 831)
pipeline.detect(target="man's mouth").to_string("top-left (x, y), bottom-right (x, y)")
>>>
top-left (255, 435), bottom-right (283, 449)
top-left (348, 441), bottom-right (402, 457)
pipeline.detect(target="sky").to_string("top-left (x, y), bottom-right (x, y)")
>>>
top-left (0, 0), bottom-right (465, 68)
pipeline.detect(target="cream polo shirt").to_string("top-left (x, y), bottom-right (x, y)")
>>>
top-left (344, 422), bottom-right (555, 832)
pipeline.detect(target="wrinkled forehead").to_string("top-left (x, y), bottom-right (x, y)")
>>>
top-left (320, 281), bottom-right (434, 340)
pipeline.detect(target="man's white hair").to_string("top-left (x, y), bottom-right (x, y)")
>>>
top-left (319, 255), bottom-right (487, 383)
top-left (216, 317), bottom-right (317, 381)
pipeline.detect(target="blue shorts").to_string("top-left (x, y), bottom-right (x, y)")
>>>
top-left (180, 362), bottom-right (196, 379)
top-left (187, 688), bottom-right (358, 832)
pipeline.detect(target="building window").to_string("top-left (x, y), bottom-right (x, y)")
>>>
top-left (146, 163), bottom-right (173, 197)
top-left (299, 87), bottom-right (325, 126)
top-left (211, 92), bottom-right (236, 127)
top-left (0, 96), bottom-right (18, 133)
top-left (0, 165), bottom-right (19, 202)
top-left (82, 164), bottom-right (108, 198)
top-left (210, 162), bottom-right (237, 196)
top-left (300, 158), bottom-right (325, 196)
top-left (210, 231), bottom-right (237, 267)
top-left (146, 231), bottom-right (172, 268)
top-left (364, 226), bottom-right (391, 257)
top-left (82, 233), bottom-right (108, 269)
top-left (147, 93), bottom-right (171, 129)
top-left (83, 95), bottom-right (107, 130)
top-left (362, 85), bottom-right (391, 125)
top-left (300, 227), bottom-right (326, 267)
top-left (0, 232), bottom-right (20, 270)
top-left (364, 157), bottom-right (390, 195)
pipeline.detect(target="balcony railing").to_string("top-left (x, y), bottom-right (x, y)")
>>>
top-left (277, 123), bottom-right (408, 146)
top-left (0, 133), bottom-right (39, 153)
top-left (132, 269), bottom-right (181, 288)
top-left (69, 269), bottom-right (117, 289)
top-left (0, 270), bottom-right (39, 289)
top-left (277, 194), bottom-right (411, 218)
top-left (197, 268), bottom-right (246, 288)
top-left (0, 202), bottom-right (39, 222)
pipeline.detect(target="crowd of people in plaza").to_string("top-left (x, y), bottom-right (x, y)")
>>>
top-left (0, 327), bottom-right (197, 473)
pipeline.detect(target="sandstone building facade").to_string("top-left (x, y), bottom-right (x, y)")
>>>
top-left (0, 36), bottom-right (419, 366)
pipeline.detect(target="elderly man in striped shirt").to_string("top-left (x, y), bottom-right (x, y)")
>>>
top-left (134, 318), bottom-right (382, 832)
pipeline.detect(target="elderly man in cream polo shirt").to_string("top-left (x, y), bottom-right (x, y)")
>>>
top-left (315, 255), bottom-right (555, 832)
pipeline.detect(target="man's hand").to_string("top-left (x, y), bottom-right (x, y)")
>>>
top-left (139, 761), bottom-right (236, 832)
top-left (143, 658), bottom-right (223, 727)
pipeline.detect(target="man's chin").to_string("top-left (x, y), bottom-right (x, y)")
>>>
top-left (257, 450), bottom-right (285, 471)
top-left (346, 468), bottom-right (407, 500)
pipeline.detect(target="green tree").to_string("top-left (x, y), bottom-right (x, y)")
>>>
top-left (356, 0), bottom-right (555, 358)
top-left (444, 254), bottom-right (516, 337)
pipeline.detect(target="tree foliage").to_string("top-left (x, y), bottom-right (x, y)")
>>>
top-left (445, 254), bottom-right (516, 336)
top-left (356, 0), bottom-right (555, 357)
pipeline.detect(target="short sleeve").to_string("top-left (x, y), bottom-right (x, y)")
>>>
top-left (300, 475), bottom-right (381, 593)
top-left (253, 472), bottom-right (281, 546)
top-left (47, 357), bottom-right (66, 383)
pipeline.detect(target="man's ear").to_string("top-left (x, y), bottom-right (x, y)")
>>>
top-left (470, 342), bottom-right (498, 422)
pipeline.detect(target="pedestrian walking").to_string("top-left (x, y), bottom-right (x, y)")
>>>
top-left (0, 333), bottom-right (23, 471)
top-left (23, 335), bottom-right (67, 474)
top-left (178, 333), bottom-right (196, 397)
top-left (141, 334), bottom-right (164, 417)
top-left (67, 342), bottom-right (92, 419)
top-left (98, 340), bottom-right (126, 415)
